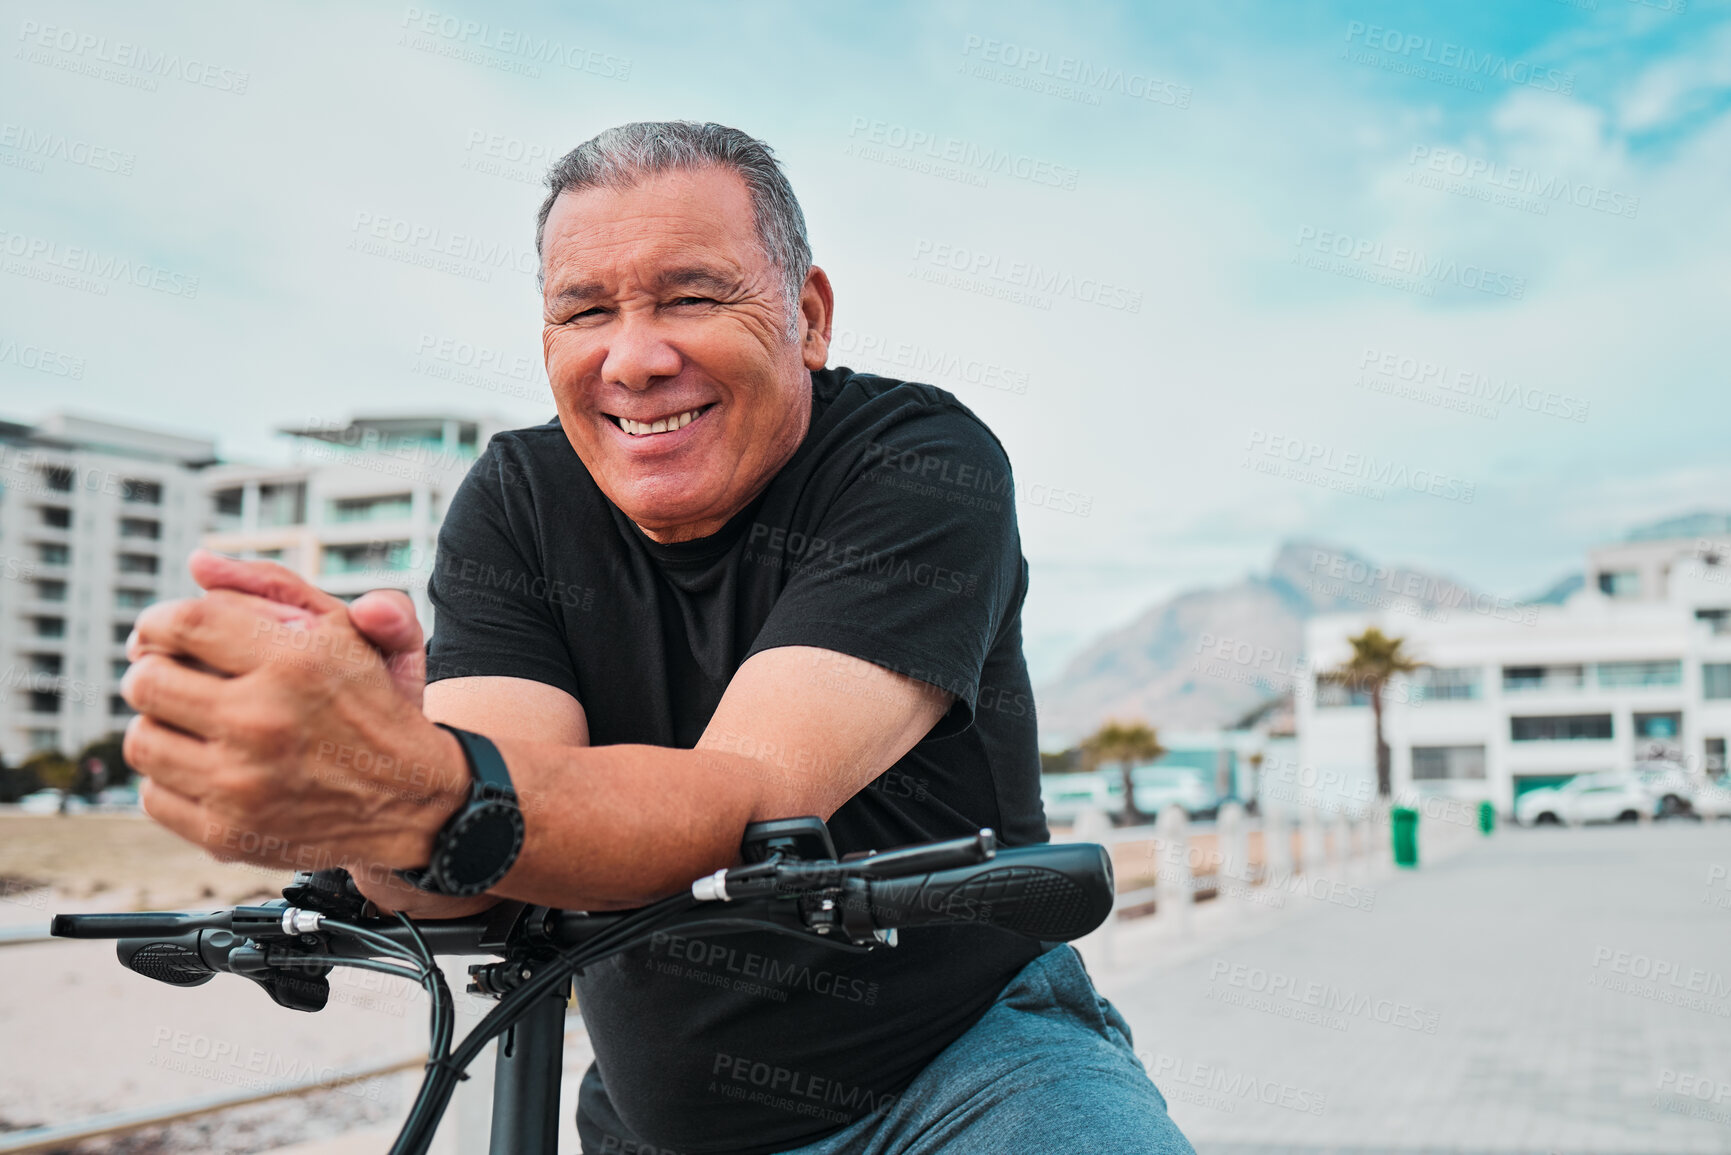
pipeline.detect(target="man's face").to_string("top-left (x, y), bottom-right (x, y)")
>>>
top-left (540, 166), bottom-right (830, 542)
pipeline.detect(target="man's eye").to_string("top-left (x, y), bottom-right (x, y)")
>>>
top-left (566, 306), bottom-right (607, 323)
top-left (670, 296), bottom-right (716, 307)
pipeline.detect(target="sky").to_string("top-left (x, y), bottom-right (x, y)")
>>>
top-left (3, 0), bottom-right (1728, 682)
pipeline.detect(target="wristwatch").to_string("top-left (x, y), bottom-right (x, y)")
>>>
top-left (395, 724), bottom-right (525, 897)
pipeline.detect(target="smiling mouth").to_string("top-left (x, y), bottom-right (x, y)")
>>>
top-left (606, 404), bottom-right (715, 437)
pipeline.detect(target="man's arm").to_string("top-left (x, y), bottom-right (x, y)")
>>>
top-left (123, 560), bottom-right (952, 913)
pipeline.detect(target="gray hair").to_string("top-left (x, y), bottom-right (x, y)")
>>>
top-left (536, 122), bottom-right (812, 337)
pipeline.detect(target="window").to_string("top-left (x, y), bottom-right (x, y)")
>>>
top-left (41, 506), bottom-right (72, 529)
top-left (1411, 745), bottom-right (1487, 780)
top-left (327, 493), bottom-right (413, 524)
top-left (1412, 666), bottom-right (1481, 702)
top-left (29, 691), bottom-right (60, 715)
top-left (30, 654), bottom-right (63, 676)
top-left (115, 588), bottom-right (154, 609)
top-left (34, 616), bottom-right (66, 639)
top-left (40, 466), bottom-right (72, 492)
top-left (34, 580), bottom-right (67, 602)
top-left (122, 479), bottom-right (163, 504)
top-left (322, 540), bottom-right (413, 575)
top-left (110, 694), bottom-right (134, 717)
top-left (36, 542), bottom-right (69, 565)
top-left (1707, 738), bottom-right (1726, 776)
top-left (1596, 660), bottom-right (1682, 688)
top-left (118, 553), bottom-right (159, 575)
top-left (258, 482), bottom-right (307, 528)
top-left (1503, 664), bottom-right (1585, 693)
top-left (214, 487), bottom-right (244, 516)
top-left (118, 517), bottom-right (161, 540)
top-left (1705, 664), bottom-right (1731, 701)
top-left (112, 623), bottom-right (132, 644)
top-left (1597, 570), bottom-right (1640, 598)
top-left (1315, 678), bottom-right (1371, 708)
top-left (1696, 609), bottom-right (1731, 636)
top-left (1634, 712), bottom-right (1682, 740)
top-left (111, 659), bottom-right (129, 680)
top-left (28, 729), bottom-right (59, 752)
top-left (1511, 714), bottom-right (1614, 742)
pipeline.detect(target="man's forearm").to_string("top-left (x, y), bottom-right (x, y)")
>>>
top-left (388, 733), bottom-right (772, 911)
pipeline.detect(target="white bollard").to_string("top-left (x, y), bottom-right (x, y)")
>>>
top-left (1262, 802), bottom-right (1292, 885)
top-left (1155, 804), bottom-right (1193, 935)
top-left (1216, 800), bottom-right (1248, 904)
top-left (1071, 808), bottom-right (1116, 966)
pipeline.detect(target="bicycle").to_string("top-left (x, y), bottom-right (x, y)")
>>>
top-left (53, 816), bottom-right (1115, 1155)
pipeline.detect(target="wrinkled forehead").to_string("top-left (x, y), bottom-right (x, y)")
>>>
top-left (539, 167), bottom-right (767, 291)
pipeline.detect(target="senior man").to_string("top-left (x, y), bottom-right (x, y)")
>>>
top-left (122, 122), bottom-right (1192, 1155)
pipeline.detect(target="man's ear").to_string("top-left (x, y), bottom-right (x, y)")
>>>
top-left (799, 266), bottom-right (834, 371)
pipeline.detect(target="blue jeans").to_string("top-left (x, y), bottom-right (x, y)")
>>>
top-left (777, 945), bottom-right (1194, 1155)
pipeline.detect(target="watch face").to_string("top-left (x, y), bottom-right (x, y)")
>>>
top-left (437, 801), bottom-right (525, 894)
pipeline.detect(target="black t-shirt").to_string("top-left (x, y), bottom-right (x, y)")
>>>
top-left (425, 367), bottom-right (1048, 1155)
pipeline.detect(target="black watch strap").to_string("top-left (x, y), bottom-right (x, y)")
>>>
top-left (395, 724), bottom-right (523, 896)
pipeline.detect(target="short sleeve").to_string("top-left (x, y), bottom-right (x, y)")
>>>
top-left (744, 405), bottom-right (1025, 736)
top-left (425, 437), bottom-right (583, 702)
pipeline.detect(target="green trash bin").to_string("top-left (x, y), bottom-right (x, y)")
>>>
top-left (1391, 806), bottom-right (1419, 868)
top-left (1477, 800), bottom-right (1496, 835)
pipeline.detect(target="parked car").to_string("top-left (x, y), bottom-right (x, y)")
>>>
top-left (1040, 772), bottom-right (1114, 825)
top-left (1634, 760), bottom-right (1706, 817)
top-left (1515, 773), bottom-right (1655, 826)
top-left (1689, 778), bottom-right (1731, 820)
top-left (16, 789), bottom-right (88, 815)
top-left (1124, 765), bottom-right (1217, 818)
top-left (94, 785), bottom-right (140, 811)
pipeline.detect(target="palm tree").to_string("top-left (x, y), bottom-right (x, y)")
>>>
top-left (1320, 627), bottom-right (1421, 798)
top-left (1082, 719), bottom-right (1167, 825)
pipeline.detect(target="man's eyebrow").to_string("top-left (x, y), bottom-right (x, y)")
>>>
top-left (547, 280), bottom-right (605, 310)
top-left (651, 266), bottom-right (745, 296)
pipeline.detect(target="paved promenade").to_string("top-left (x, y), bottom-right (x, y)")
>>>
top-left (1095, 821), bottom-right (1731, 1154)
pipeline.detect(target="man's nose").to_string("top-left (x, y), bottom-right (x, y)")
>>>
top-left (600, 312), bottom-right (682, 392)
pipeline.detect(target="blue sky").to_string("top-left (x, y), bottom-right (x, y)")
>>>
top-left (3, 0), bottom-right (1728, 680)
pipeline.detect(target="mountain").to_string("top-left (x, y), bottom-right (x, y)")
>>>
top-left (1034, 541), bottom-right (1483, 742)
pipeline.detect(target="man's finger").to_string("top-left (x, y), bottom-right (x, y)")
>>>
top-left (120, 654), bottom-right (232, 738)
top-left (349, 590), bottom-right (426, 705)
top-left (132, 589), bottom-right (353, 678)
top-left (189, 549), bottom-right (348, 618)
top-left (124, 714), bottom-right (219, 800)
top-left (138, 777), bottom-right (213, 848)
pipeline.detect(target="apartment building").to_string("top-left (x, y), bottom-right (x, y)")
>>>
top-left (0, 413), bottom-right (215, 763)
top-left (1297, 517), bottom-right (1731, 813)
top-left (200, 414), bottom-right (513, 632)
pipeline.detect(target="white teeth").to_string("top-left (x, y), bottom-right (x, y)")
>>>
top-left (615, 408), bottom-right (703, 436)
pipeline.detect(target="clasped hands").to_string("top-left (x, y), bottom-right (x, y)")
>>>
top-left (120, 551), bottom-right (468, 906)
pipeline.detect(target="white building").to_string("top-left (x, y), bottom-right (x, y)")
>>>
top-left (200, 414), bottom-right (513, 631)
top-left (0, 413), bottom-right (216, 762)
top-left (1297, 520), bottom-right (1731, 814)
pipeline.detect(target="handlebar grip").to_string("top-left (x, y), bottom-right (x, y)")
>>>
top-left (52, 911), bottom-right (229, 938)
top-left (862, 843), bottom-right (1114, 942)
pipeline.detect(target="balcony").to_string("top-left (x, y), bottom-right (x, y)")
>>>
top-left (1502, 665), bottom-right (1586, 694)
